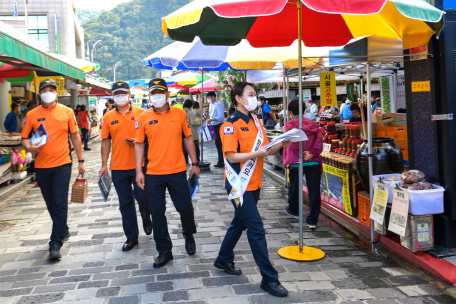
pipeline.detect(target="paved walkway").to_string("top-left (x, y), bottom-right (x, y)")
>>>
top-left (0, 140), bottom-right (454, 304)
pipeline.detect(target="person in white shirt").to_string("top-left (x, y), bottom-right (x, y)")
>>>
top-left (307, 99), bottom-right (318, 120)
top-left (206, 91), bottom-right (225, 168)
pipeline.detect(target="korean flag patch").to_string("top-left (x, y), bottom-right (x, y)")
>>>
top-left (224, 126), bottom-right (234, 135)
top-left (135, 121), bottom-right (139, 129)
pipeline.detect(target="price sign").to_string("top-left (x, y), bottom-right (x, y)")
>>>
top-left (388, 187), bottom-right (409, 236)
top-left (323, 143), bottom-right (332, 152)
top-left (370, 181), bottom-right (389, 224)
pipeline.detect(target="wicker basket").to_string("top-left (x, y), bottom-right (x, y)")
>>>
top-left (71, 177), bottom-right (88, 204)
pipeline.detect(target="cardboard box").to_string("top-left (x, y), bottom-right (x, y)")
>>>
top-left (376, 114), bottom-right (396, 127)
top-left (11, 87), bottom-right (25, 98)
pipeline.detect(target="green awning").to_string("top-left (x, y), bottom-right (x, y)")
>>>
top-left (0, 30), bottom-right (86, 81)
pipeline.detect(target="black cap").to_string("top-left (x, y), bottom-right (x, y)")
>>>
top-left (149, 78), bottom-right (167, 92)
top-left (39, 79), bottom-right (57, 90)
top-left (112, 81), bottom-right (130, 93)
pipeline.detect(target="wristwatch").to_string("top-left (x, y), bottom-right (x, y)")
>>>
top-left (191, 162), bottom-right (200, 167)
top-left (78, 159), bottom-right (85, 163)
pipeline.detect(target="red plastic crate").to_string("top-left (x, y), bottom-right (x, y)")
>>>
top-left (358, 191), bottom-right (371, 228)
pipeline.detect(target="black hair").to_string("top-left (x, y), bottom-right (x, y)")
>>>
top-left (142, 99), bottom-right (148, 103)
top-left (230, 82), bottom-right (255, 107)
top-left (80, 105), bottom-right (87, 111)
top-left (27, 101), bottom-right (36, 108)
top-left (258, 96), bottom-right (266, 101)
top-left (183, 99), bottom-right (193, 109)
top-left (288, 99), bottom-right (305, 115)
top-left (228, 107), bottom-right (236, 116)
top-left (11, 102), bottom-right (18, 110)
top-left (350, 104), bottom-right (360, 112)
top-left (76, 105), bottom-right (81, 109)
top-left (206, 91), bottom-right (216, 97)
top-left (192, 101), bottom-right (200, 109)
top-left (108, 98), bottom-right (114, 104)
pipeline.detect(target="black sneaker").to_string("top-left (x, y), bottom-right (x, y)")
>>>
top-left (49, 245), bottom-right (62, 260)
top-left (285, 206), bottom-right (299, 218)
top-left (84, 147), bottom-right (91, 151)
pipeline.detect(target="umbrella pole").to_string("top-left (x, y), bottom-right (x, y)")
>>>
top-left (277, 1), bottom-right (325, 262)
top-left (244, 70), bottom-right (247, 82)
top-left (200, 68), bottom-right (204, 164)
top-left (366, 63), bottom-right (376, 253)
top-left (283, 67), bottom-right (287, 187)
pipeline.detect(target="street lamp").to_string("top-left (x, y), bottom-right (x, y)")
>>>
top-left (113, 61), bottom-right (121, 82)
top-left (90, 40), bottom-right (102, 62)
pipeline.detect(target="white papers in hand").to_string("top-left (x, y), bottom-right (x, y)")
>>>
top-left (30, 124), bottom-right (48, 147)
top-left (265, 128), bottom-right (308, 149)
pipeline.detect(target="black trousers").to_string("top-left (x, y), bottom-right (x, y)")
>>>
top-left (146, 171), bottom-right (197, 253)
top-left (213, 124), bottom-right (223, 164)
top-left (111, 169), bottom-right (152, 239)
top-left (183, 140), bottom-right (201, 163)
top-left (35, 163), bottom-right (72, 247)
top-left (288, 165), bottom-right (321, 225)
top-left (219, 189), bottom-right (278, 283)
top-left (81, 128), bottom-right (89, 148)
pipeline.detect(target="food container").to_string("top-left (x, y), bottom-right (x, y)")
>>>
top-left (351, 139), bottom-right (364, 154)
top-left (347, 139), bottom-right (353, 153)
top-left (408, 185), bottom-right (445, 215)
top-left (326, 122), bottom-right (336, 135)
top-left (345, 125), bottom-right (352, 138)
top-left (372, 174), bottom-right (402, 204)
top-left (351, 125), bottom-right (361, 139)
top-left (400, 215), bottom-right (434, 252)
top-left (324, 135), bottom-right (330, 144)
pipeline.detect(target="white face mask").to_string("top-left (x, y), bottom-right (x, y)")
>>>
top-left (244, 96), bottom-right (258, 112)
top-left (151, 94), bottom-right (167, 108)
top-left (257, 101), bottom-right (262, 107)
top-left (113, 94), bottom-right (129, 106)
top-left (40, 91), bottom-right (57, 103)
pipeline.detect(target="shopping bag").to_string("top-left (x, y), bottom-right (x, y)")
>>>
top-left (202, 126), bottom-right (213, 142)
top-left (71, 175), bottom-right (88, 203)
top-left (208, 125), bottom-right (218, 140)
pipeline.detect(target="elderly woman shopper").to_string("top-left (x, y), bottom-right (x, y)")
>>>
top-left (183, 99), bottom-right (200, 163)
top-left (283, 99), bottom-right (323, 229)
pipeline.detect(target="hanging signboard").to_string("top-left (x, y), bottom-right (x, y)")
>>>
top-left (30, 74), bottom-right (66, 96)
top-left (411, 81), bottom-right (430, 93)
top-left (388, 187), bottom-right (409, 236)
top-left (319, 72), bottom-right (337, 106)
top-left (410, 45), bottom-right (428, 61)
top-left (370, 180), bottom-right (389, 224)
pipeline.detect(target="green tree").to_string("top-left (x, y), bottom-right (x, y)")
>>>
top-left (83, 0), bottom-right (191, 81)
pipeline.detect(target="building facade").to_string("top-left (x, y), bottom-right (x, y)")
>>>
top-left (0, 0), bottom-right (84, 59)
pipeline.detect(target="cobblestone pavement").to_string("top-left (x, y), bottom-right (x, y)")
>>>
top-left (0, 140), bottom-right (454, 304)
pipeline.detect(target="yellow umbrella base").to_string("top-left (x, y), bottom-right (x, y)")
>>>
top-left (278, 246), bottom-right (325, 262)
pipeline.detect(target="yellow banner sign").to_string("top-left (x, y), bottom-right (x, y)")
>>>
top-left (411, 81), bottom-right (430, 92)
top-left (322, 164), bottom-right (352, 215)
top-left (320, 72), bottom-right (337, 106)
top-left (30, 74), bottom-right (66, 96)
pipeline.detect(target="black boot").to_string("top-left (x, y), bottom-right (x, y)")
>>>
top-left (184, 234), bottom-right (196, 255)
top-left (49, 245), bottom-right (62, 260)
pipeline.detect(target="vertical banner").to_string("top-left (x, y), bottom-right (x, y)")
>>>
top-left (54, 15), bottom-right (60, 54)
top-left (388, 188), bottom-right (409, 236)
top-left (13, 1), bottom-right (18, 17)
top-left (396, 75), bottom-right (406, 110)
top-left (319, 72), bottom-right (337, 106)
top-left (370, 181), bottom-right (389, 224)
top-left (380, 76), bottom-right (393, 113)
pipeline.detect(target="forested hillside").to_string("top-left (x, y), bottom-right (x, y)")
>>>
top-left (83, 0), bottom-right (191, 81)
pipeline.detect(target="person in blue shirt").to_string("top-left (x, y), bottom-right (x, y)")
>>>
top-left (206, 91), bottom-right (225, 168)
top-left (372, 98), bottom-right (381, 113)
top-left (4, 102), bottom-right (22, 133)
top-left (340, 99), bottom-right (352, 120)
top-left (141, 99), bottom-right (151, 110)
top-left (259, 96), bottom-right (277, 128)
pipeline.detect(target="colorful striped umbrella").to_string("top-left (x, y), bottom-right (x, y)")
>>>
top-left (143, 37), bottom-right (323, 71)
top-left (162, 0), bottom-right (443, 50)
top-left (189, 78), bottom-right (218, 94)
top-left (165, 72), bottom-right (211, 86)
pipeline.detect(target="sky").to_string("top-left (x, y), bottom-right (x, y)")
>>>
top-left (73, 0), bottom-right (131, 11)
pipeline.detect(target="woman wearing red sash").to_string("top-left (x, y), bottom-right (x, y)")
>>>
top-left (214, 82), bottom-right (291, 297)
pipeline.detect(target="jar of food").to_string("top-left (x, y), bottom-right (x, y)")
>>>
top-left (323, 135), bottom-right (330, 144)
top-left (351, 125), bottom-right (361, 139)
top-left (347, 139), bottom-right (353, 153)
top-left (347, 161), bottom-right (353, 171)
top-left (326, 122), bottom-right (336, 135)
top-left (331, 139), bottom-right (339, 151)
top-left (345, 125), bottom-right (352, 138)
top-left (351, 139), bottom-right (364, 153)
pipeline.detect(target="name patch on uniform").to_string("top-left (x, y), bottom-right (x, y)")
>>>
top-left (224, 126), bottom-right (234, 135)
top-left (149, 120), bottom-right (158, 124)
top-left (111, 120), bottom-right (119, 125)
top-left (37, 117), bottom-right (46, 122)
top-left (135, 121), bottom-right (139, 129)
top-left (241, 127), bottom-right (249, 131)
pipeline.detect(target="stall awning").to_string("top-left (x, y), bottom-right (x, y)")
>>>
top-left (0, 24), bottom-right (85, 81)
